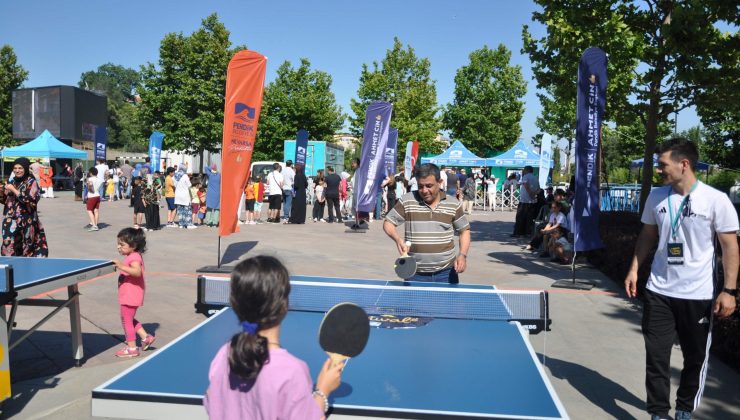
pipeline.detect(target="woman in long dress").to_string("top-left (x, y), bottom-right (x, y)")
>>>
top-left (288, 167), bottom-right (308, 224)
top-left (1, 158), bottom-right (49, 257)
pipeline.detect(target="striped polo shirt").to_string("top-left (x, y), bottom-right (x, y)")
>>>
top-left (385, 191), bottom-right (470, 273)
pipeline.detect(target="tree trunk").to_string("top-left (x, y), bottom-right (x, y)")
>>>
top-left (639, 93), bottom-right (661, 215)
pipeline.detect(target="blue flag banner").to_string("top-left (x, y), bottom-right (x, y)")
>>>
top-left (538, 133), bottom-right (552, 187)
top-left (295, 129), bottom-right (309, 174)
top-left (385, 128), bottom-right (398, 176)
top-left (355, 101), bottom-right (393, 212)
top-left (94, 126), bottom-right (107, 161)
top-left (573, 47), bottom-right (607, 252)
top-left (148, 131), bottom-right (164, 172)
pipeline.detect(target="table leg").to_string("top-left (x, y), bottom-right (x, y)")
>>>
top-left (67, 285), bottom-right (83, 366)
top-left (0, 306), bottom-right (10, 400)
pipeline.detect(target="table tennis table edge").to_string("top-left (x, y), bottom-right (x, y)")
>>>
top-left (510, 321), bottom-right (569, 420)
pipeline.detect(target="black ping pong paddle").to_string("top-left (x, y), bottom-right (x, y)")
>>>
top-left (394, 241), bottom-right (417, 280)
top-left (318, 302), bottom-right (370, 368)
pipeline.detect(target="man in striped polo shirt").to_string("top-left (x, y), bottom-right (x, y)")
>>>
top-left (384, 163), bottom-right (471, 283)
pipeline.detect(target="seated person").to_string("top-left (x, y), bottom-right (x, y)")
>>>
top-left (548, 226), bottom-right (572, 264)
top-left (525, 201), bottom-right (567, 252)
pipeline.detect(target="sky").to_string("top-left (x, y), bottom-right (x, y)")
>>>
top-left (0, 0), bottom-right (702, 149)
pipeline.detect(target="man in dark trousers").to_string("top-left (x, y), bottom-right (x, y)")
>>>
top-left (324, 166), bottom-right (342, 223)
top-left (625, 138), bottom-right (738, 420)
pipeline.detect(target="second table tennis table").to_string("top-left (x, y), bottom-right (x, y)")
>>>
top-left (0, 256), bottom-right (115, 401)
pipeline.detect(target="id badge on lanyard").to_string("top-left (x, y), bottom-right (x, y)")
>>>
top-left (666, 182), bottom-right (697, 266)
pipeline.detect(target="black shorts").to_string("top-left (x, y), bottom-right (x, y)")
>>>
top-left (268, 194), bottom-right (282, 210)
top-left (245, 199), bottom-right (255, 212)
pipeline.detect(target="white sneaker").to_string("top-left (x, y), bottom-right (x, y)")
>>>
top-left (186, 225), bottom-right (198, 229)
top-left (320, 219), bottom-right (326, 223)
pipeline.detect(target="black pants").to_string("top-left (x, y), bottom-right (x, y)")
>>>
top-left (313, 200), bottom-right (325, 220)
top-left (642, 289), bottom-right (712, 416)
top-left (513, 202), bottom-right (537, 236)
top-left (326, 195), bottom-right (342, 222)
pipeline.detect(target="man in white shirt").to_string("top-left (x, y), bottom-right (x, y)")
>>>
top-left (281, 160), bottom-right (296, 221)
top-left (266, 162), bottom-right (284, 223)
top-left (511, 166), bottom-right (540, 237)
top-left (95, 159), bottom-right (109, 198)
top-left (625, 138), bottom-right (738, 420)
top-left (85, 167), bottom-right (104, 231)
top-left (440, 166), bottom-right (448, 192)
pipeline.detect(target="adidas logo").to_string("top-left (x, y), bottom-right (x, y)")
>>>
top-left (698, 317), bottom-right (709, 325)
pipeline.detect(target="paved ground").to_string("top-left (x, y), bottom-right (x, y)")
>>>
top-left (2, 191), bottom-right (739, 419)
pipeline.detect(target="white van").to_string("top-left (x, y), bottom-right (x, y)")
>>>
top-left (250, 161), bottom-right (286, 202)
top-left (250, 161), bottom-right (285, 181)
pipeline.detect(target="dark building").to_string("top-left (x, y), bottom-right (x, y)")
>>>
top-left (12, 85), bottom-right (107, 142)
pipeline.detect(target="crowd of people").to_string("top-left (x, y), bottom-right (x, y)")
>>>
top-left (78, 159), bottom-right (222, 232)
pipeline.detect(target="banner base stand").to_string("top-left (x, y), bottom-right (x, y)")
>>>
top-left (196, 265), bottom-right (233, 274)
top-left (551, 279), bottom-right (594, 290)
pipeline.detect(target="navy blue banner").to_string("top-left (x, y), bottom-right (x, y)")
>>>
top-left (385, 128), bottom-right (398, 176)
top-left (573, 47), bottom-right (607, 252)
top-left (355, 101), bottom-right (393, 212)
top-left (295, 129), bottom-right (308, 173)
top-left (94, 126), bottom-right (107, 161)
top-left (148, 131), bottom-right (164, 172)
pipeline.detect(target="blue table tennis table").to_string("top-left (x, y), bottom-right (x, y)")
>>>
top-left (92, 276), bottom-right (568, 419)
top-left (0, 257), bottom-right (115, 401)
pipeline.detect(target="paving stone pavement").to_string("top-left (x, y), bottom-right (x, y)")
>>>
top-left (2, 192), bottom-right (738, 419)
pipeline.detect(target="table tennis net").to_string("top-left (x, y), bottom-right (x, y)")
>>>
top-left (199, 276), bottom-right (547, 322)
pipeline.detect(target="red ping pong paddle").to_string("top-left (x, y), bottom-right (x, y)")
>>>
top-left (394, 241), bottom-right (417, 280)
top-left (318, 302), bottom-right (370, 368)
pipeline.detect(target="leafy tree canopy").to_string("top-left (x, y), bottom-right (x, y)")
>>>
top-left (138, 14), bottom-right (245, 157)
top-left (522, 0), bottom-right (738, 210)
top-left (255, 58), bottom-right (344, 161)
top-left (0, 45), bottom-right (29, 146)
top-left (78, 63), bottom-right (143, 150)
top-left (349, 37), bottom-right (442, 160)
top-left (443, 44), bottom-right (526, 158)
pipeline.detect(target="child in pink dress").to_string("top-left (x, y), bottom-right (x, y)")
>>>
top-left (113, 227), bottom-right (156, 357)
top-left (204, 256), bottom-right (343, 420)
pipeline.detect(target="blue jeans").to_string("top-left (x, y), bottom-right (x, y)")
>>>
top-left (282, 190), bottom-right (293, 219)
top-left (409, 267), bottom-right (459, 284)
top-left (374, 189), bottom-right (383, 219)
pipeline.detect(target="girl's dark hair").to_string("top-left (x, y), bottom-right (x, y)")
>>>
top-left (117, 227), bottom-right (147, 253)
top-left (228, 256), bottom-right (290, 380)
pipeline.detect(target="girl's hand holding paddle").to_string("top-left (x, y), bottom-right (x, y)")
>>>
top-left (315, 358), bottom-right (343, 395)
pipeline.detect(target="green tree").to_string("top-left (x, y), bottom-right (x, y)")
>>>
top-left (255, 58), bottom-right (345, 161)
top-left (79, 63), bottom-right (143, 150)
top-left (697, 107), bottom-right (739, 169)
top-left (0, 45), bottom-right (28, 146)
top-left (443, 45), bottom-right (526, 157)
top-left (349, 38), bottom-right (442, 161)
top-left (138, 14), bottom-right (245, 166)
top-left (523, 0), bottom-right (739, 212)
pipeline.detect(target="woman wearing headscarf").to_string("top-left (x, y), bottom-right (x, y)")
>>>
top-left (288, 165), bottom-right (308, 224)
top-left (1, 158), bottom-right (49, 257)
top-left (174, 169), bottom-right (196, 229)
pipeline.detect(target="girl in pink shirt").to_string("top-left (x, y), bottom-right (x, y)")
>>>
top-left (204, 256), bottom-right (343, 420)
top-left (113, 227), bottom-right (156, 358)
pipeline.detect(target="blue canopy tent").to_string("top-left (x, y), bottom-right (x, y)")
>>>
top-left (630, 155), bottom-right (711, 171)
top-left (2, 130), bottom-right (87, 159)
top-left (487, 139), bottom-right (554, 168)
top-left (1, 129), bottom-right (88, 180)
top-left (487, 139), bottom-right (554, 188)
top-left (420, 140), bottom-right (487, 166)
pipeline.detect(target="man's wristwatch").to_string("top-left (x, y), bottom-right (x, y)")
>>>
top-left (722, 287), bottom-right (738, 296)
top-left (459, 253), bottom-right (467, 259)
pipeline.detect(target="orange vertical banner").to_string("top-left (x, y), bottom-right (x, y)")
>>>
top-left (219, 50), bottom-right (267, 237)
